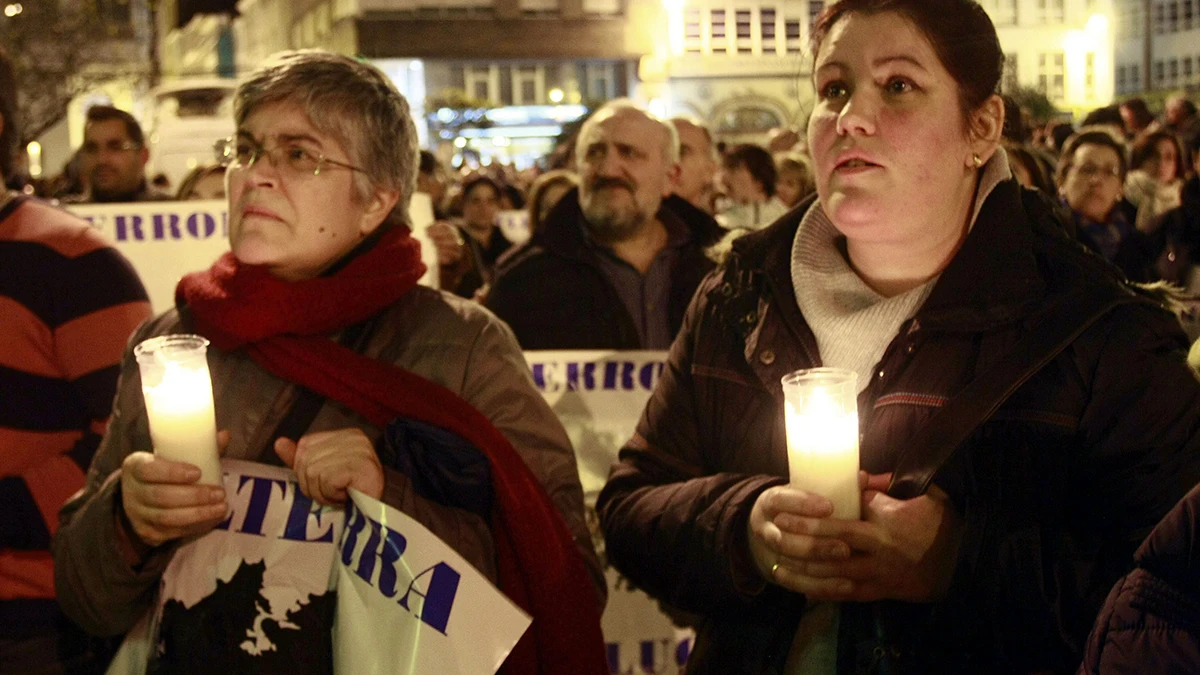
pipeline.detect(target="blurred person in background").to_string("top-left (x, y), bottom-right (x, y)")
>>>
top-left (174, 163), bottom-right (227, 201)
top-left (1047, 121), bottom-right (1077, 156)
top-left (437, 175), bottom-right (514, 299)
top-left (74, 106), bottom-right (169, 204)
top-left (1001, 96), bottom-right (1030, 144)
top-left (1080, 105), bottom-right (1129, 140)
top-left (1119, 98), bottom-right (1156, 139)
top-left (488, 100), bottom-right (721, 350)
top-left (416, 150), bottom-right (449, 219)
top-left (775, 153), bottom-right (816, 209)
top-left (717, 143), bottom-right (789, 230)
top-left (1057, 127), bottom-right (1155, 280)
top-left (1164, 96), bottom-right (1199, 147)
top-left (499, 182), bottom-right (526, 211)
top-left (526, 169), bottom-right (577, 236)
top-left (1151, 133), bottom-right (1200, 292)
top-left (1126, 131), bottom-right (1185, 234)
top-left (474, 170), bottom-right (580, 304)
top-left (669, 116), bottom-right (719, 215)
top-left (1004, 143), bottom-right (1055, 194)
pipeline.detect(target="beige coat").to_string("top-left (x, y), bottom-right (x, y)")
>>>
top-left (52, 285), bottom-right (603, 636)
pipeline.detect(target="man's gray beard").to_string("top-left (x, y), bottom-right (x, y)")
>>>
top-left (582, 202), bottom-right (648, 244)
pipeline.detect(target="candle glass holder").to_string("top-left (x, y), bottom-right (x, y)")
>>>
top-left (781, 367), bottom-right (861, 519)
top-left (134, 334), bottom-right (222, 486)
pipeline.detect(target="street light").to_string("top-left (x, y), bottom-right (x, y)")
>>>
top-left (4, 4), bottom-right (23, 17)
top-left (26, 142), bottom-right (41, 178)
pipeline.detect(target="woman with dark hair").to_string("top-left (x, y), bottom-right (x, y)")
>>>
top-left (1151, 133), bottom-right (1200, 292)
top-left (1048, 121), bottom-right (1077, 155)
top-left (718, 143), bottom-right (789, 230)
top-left (438, 175), bottom-right (516, 298)
top-left (1126, 131), bottom-right (1185, 233)
top-left (1004, 142), bottom-right (1055, 194)
top-left (598, 1), bottom-right (1200, 673)
top-left (1119, 98), bottom-right (1156, 138)
top-left (1056, 127), bottom-right (1156, 280)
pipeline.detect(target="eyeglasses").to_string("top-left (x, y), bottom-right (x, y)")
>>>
top-left (81, 140), bottom-right (141, 155)
top-left (1072, 163), bottom-right (1122, 180)
top-left (214, 137), bottom-right (366, 177)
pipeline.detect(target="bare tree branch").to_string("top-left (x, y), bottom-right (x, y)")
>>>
top-left (1, 0), bottom-right (148, 145)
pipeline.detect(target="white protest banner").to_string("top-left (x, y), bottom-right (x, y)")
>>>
top-left (107, 459), bottom-right (523, 675)
top-left (67, 194), bottom-right (440, 314)
top-left (524, 351), bottom-right (694, 675)
top-left (333, 489), bottom-right (530, 675)
top-left (107, 460), bottom-right (343, 675)
top-left (68, 200), bottom-right (230, 314)
top-left (495, 209), bottom-right (530, 246)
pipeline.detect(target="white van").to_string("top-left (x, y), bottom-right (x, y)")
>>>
top-left (145, 78), bottom-right (238, 188)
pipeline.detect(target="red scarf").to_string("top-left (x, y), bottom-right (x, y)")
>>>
top-left (177, 228), bottom-right (606, 674)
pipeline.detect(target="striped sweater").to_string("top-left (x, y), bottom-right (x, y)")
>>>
top-left (0, 193), bottom-right (151, 636)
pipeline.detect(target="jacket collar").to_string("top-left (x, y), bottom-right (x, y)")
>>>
top-left (731, 178), bottom-right (1047, 335)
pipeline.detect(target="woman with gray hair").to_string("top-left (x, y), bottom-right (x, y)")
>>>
top-left (52, 50), bottom-right (605, 673)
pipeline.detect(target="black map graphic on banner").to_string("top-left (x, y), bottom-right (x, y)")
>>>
top-left (149, 560), bottom-right (336, 675)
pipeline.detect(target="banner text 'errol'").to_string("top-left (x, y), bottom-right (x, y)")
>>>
top-left (530, 358), bottom-right (666, 393)
top-left (338, 498), bottom-right (461, 634)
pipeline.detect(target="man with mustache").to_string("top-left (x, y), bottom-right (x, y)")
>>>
top-left (75, 106), bottom-right (170, 204)
top-left (487, 100), bottom-right (721, 350)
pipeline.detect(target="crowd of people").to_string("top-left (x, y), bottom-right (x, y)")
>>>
top-left (4, 0), bottom-right (1200, 673)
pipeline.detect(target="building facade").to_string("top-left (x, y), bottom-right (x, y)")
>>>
top-left (156, 0), bottom-right (1129, 167)
top-left (980, 0), bottom-right (1116, 117)
top-left (654, 0), bottom-right (818, 146)
top-left (1113, 0), bottom-right (1200, 96)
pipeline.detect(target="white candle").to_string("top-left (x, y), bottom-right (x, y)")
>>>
top-left (782, 369), bottom-right (861, 520)
top-left (135, 336), bottom-right (222, 486)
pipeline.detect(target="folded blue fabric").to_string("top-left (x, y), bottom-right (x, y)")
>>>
top-left (380, 417), bottom-right (494, 520)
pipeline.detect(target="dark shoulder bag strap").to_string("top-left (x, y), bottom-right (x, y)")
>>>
top-left (269, 317), bottom-right (378, 441)
top-left (887, 289), bottom-right (1135, 499)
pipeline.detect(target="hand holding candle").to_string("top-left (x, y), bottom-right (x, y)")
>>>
top-left (135, 335), bottom-right (223, 486)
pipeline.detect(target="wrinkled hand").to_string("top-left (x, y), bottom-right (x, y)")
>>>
top-left (427, 221), bottom-right (464, 266)
top-left (768, 472), bottom-right (962, 603)
top-left (119, 430), bottom-right (231, 548)
top-left (274, 428), bottom-right (383, 506)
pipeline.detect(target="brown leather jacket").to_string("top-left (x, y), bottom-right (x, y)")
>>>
top-left (598, 182), bottom-right (1200, 674)
top-left (53, 286), bottom-right (603, 637)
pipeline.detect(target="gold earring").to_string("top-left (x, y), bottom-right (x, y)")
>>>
top-left (971, 154), bottom-right (983, 168)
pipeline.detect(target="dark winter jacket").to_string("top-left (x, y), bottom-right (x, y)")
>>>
top-left (1078, 482), bottom-right (1200, 675)
top-left (485, 188), bottom-right (722, 350)
top-left (597, 180), bottom-right (1200, 674)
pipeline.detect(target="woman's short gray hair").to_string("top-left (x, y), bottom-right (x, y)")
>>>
top-left (235, 50), bottom-right (418, 227)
